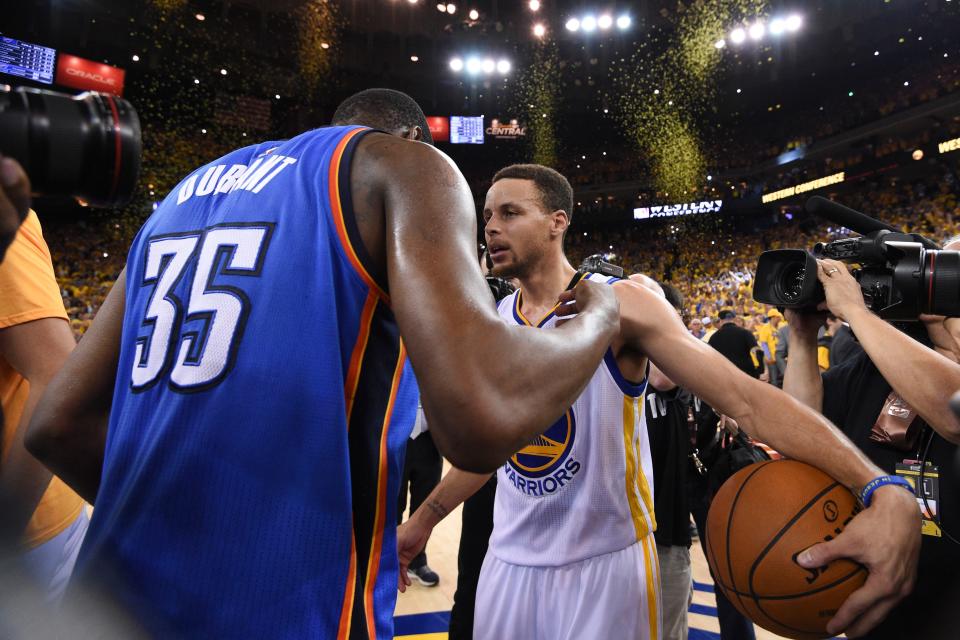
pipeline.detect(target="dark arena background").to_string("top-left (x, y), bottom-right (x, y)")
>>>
top-left (2, 1), bottom-right (959, 639)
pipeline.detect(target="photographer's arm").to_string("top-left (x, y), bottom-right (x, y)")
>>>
top-left (781, 311), bottom-right (825, 412)
top-left (817, 259), bottom-right (960, 443)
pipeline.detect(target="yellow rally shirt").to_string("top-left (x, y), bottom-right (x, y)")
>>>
top-left (0, 211), bottom-right (83, 548)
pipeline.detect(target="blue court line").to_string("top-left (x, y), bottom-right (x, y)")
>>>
top-left (689, 630), bottom-right (722, 640)
top-left (689, 603), bottom-right (719, 617)
top-left (394, 611), bottom-right (450, 636)
top-left (693, 580), bottom-right (715, 593)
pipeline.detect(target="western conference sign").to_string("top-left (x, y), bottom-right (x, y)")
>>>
top-left (634, 199), bottom-right (723, 220)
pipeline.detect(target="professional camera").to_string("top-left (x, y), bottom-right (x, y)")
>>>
top-left (753, 196), bottom-right (960, 320)
top-left (0, 85), bottom-right (141, 208)
top-left (579, 254), bottom-right (625, 279)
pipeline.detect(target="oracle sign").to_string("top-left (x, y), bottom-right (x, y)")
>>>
top-left (426, 116), bottom-right (450, 143)
top-left (55, 54), bottom-right (125, 95)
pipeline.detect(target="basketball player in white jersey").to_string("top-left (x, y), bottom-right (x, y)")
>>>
top-left (397, 164), bottom-right (920, 639)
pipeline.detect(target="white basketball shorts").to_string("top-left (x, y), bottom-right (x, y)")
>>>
top-left (474, 533), bottom-right (662, 640)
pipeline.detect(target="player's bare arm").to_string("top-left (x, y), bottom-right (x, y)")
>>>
top-left (0, 316), bottom-right (77, 533)
top-left (26, 268), bottom-right (126, 504)
top-left (351, 133), bottom-right (620, 472)
top-left (606, 279), bottom-right (920, 637)
top-left (396, 467), bottom-right (492, 592)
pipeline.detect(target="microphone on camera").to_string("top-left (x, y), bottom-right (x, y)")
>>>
top-left (804, 196), bottom-right (898, 235)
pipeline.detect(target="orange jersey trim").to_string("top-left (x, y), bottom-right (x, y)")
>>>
top-left (336, 533), bottom-right (358, 640)
top-left (344, 292), bottom-right (379, 423)
top-left (362, 343), bottom-right (407, 639)
top-left (329, 128), bottom-right (390, 304)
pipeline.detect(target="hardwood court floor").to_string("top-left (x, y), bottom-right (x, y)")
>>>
top-left (394, 465), bottom-right (790, 640)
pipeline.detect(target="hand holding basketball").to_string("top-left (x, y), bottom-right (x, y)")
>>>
top-left (797, 484), bottom-right (920, 637)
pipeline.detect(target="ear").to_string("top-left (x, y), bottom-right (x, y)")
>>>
top-left (405, 126), bottom-right (423, 142)
top-left (550, 209), bottom-right (570, 237)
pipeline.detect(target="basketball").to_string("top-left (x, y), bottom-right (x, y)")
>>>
top-left (705, 459), bottom-right (867, 640)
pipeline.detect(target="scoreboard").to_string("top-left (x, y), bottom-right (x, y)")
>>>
top-left (0, 36), bottom-right (56, 84)
top-left (450, 115), bottom-right (484, 144)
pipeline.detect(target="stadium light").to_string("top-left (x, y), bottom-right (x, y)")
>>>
top-left (529, 0), bottom-right (540, 11)
top-left (598, 14), bottom-right (613, 30)
top-left (714, 39), bottom-right (725, 49)
top-left (616, 15), bottom-right (631, 30)
top-left (469, 8), bottom-right (479, 20)
top-left (437, 3), bottom-right (445, 10)
top-left (466, 57), bottom-right (481, 74)
top-left (482, 58), bottom-right (496, 73)
top-left (449, 57), bottom-right (464, 71)
top-left (446, 3), bottom-right (456, 14)
top-left (410, 55), bottom-right (419, 62)
top-left (581, 15), bottom-right (597, 32)
top-left (566, 17), bottom-right (580, 31)
top-left (730, 27), bottom-right (746, 44)
top-left (132, 54), bottom-right (140, 61)
top-left (748, 22), bottom-right (765, 40)
top-left (195, 13), bottom-right (205, 21)
top-left (533, 23), bottom-right (546, 38)
top-left (497, 59), bottom-right (511, 74)
top-left (769, 18), bottom-right (785, 35)
top-left (785, 14), bottom-right (802, 31)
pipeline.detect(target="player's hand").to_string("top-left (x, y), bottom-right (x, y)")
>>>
top-left (555, 279), bottom-right (620, 334)
top-left (396, 518), bottom-right (431, 593)
top-left (816, 259), bottom-right (868, 322)
top-left (797, 484), bottom-right (920, 637)
top-left (0, 157), bottom-right (30, 262)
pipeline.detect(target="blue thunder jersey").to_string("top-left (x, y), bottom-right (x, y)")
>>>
top-left (73, 126), bottom-right (419, 639)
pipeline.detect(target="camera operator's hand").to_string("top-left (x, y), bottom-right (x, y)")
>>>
top-left (784, 307), bottom-right (828, 341)
top-left (0, 157), bottom-right (31, 262)
top-left (816, 258), bottom-right (868, 322)
top-left (797, 485), bottom-right (920, 637)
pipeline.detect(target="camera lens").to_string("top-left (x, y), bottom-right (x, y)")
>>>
top-left (776, 262), bottom-right (807, 303)
top-left (925, 249), bottom-right (960, 317)
top-left (0, 86), bottom-right (141, 208)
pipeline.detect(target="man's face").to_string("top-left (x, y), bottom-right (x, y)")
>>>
top-left (689, 319), bottom-right (702, 333)
top-left (483, 178), bottom-right (564, 279)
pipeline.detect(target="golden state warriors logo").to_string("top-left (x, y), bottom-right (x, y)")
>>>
top-left (503, 409), bottom-right (581, 497)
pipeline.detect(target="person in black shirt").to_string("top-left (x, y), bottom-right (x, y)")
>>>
top-left (784, 256), bottom-right (960, 639)
top-left (826, 314), bottom-right (864, 367)
top-left (708, 310), bottom-right (764, 379)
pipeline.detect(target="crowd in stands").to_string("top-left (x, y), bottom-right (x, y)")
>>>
top-left (43, 165), bottom-right (959, 353)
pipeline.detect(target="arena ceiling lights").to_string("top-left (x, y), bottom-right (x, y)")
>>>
top-left (715, 14), bottom-right (802, 49)
top-left (449, 56), bottom-right (512, 75)
top-left (564, 12), bottom-right (631, 33)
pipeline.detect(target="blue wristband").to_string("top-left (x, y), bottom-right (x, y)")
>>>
top-left (859, 475), bottom-right (914, 508)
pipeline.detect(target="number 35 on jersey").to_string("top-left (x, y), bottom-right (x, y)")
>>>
top-left (130, 222), bottom-right (274, 393)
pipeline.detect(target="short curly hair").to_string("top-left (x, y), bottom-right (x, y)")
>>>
top-left (492, 164), bottom-right (574, 223)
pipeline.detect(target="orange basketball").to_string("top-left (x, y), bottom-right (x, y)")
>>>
top-left (705, 459), bottom-right (867, 640)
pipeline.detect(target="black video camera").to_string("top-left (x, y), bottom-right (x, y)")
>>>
top-left (0, 85), bottom-right (141, 208)
top-left (579, 254), bottom-right (625, 279)
top-left (753, 197), bottom-right (960, 320)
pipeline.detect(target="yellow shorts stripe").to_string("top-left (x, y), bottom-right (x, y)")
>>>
top-left (642, 535), bottom-right (661, 640)
top-left (622, 396), bottom-right (652, 539)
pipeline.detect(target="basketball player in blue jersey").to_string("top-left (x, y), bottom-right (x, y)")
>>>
top-left (397, 164), bottom-right (920, 639)
top-left (23, 90), bottom-right (620, 638)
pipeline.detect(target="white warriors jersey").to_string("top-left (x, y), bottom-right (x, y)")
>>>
top-left (489, 272), bottom-right (657, 567)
